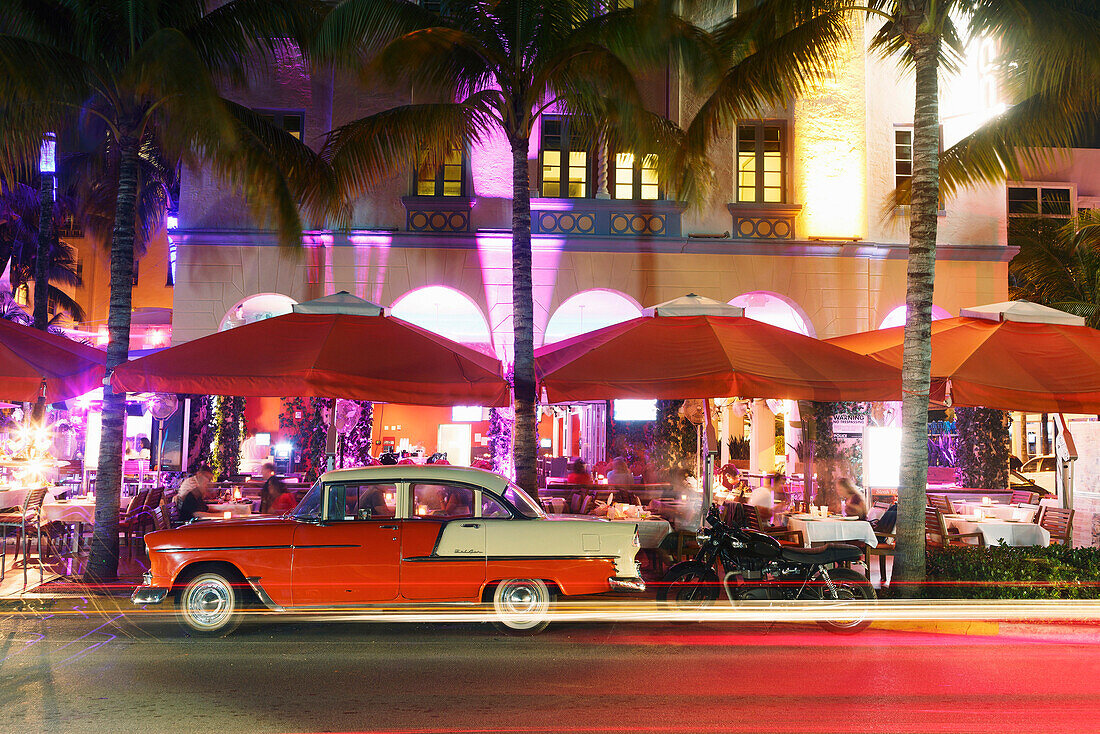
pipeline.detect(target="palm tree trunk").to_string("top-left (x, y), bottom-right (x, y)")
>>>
top-left (84, 125), bottom-right (140, 583)
top-left (510, 135), bottom-right (538, 497)
top-left (33, 171), bottom-right (52, 330)
top-left (894, 35), bottom-right (941, 595)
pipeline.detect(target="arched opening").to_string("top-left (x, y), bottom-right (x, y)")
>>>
top-left (219, 293), bottom-right (297, 331)
top-left (728, 291), bottom-right (815, 337)
top-left (390, 285), bottom-right (493, 351)
top-left (543, 289), bottom-right (643, 344)
top-left (878, 304), bottom-right (952, 330)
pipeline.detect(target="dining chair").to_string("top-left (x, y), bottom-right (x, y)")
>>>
top-left (578, 495), bottom-right (594, 515)
top-left (1038, 507), bottom-right (1074, 546)
top-left (0, 486), bottom-right (50, 587)
top-left (864, 530), bottom-right (895, 588)
top-left (925, 507), bottom-right (984, 548)
top-left (745, 505), bottom-right (803, 546)
top-left (118, 489), bottom-right (151, 558)
top-left (1011, 489), bottom-right (1039, 506)
top-left (927, 494), bottom-right (954, 516)
top-left (1016, 503), bottom-right (1042, 523)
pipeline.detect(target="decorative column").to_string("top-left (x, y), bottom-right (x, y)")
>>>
top-left (749, 399), bottom-right (775, 474)
top-left (1011, 412), bottom-right (1026, 460)
top-left (596, 134), bottom-right (610, 199)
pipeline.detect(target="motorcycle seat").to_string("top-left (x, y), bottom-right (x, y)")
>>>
top-left (779, 543), bottom-right (863, 565)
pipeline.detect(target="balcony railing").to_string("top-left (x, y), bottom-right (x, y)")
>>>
top-left (531, 198), bottom-right (684, 237)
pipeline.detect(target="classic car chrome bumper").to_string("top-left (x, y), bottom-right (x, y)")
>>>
top-left (608, 576), bottom-right (646, 592)
top-left (131, 572), bottom-right (169, 605)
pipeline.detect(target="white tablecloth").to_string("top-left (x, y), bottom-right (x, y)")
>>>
top-left (42, 499), bottom-right (97, 524)
top-left (786, 515), bottom-right (879, 548)
top-left (954, 502), bottom-right (1036, 522)
top-left (945, 516), bottom-right (1050, 546)
top-left (207, 503), bottom-right (252, 517)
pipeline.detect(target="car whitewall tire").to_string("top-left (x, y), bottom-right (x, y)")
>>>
top-left (175, 571), bottom-right (244, 637)
top-left (492, 578), bottom-right (553, 634)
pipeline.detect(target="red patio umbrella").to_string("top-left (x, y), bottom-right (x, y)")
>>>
top-left (535, 295), bottom-right (901, 402)
top-left (111, 293), bottom-right (510, 406)
top-left (827, 301), bottom-right (1100, 412)
top-left (0, 318), bottom-right (106, 401)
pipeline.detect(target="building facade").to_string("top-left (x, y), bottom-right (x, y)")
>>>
top-left (162, 16), bottom-right (1014, 457)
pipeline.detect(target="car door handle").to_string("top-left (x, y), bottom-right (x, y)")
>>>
top-left (461, 523), bottom-right (480, 528)
top-left (379, 524), bottom-right (398, 529)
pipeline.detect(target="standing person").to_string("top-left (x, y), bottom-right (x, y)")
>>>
top-left (176, 466), bottom-right (214, 523)
top-left (606, 457), bottom-right (634, 486)
top-left (836, 478), bottom-right (868, 520)
top-left (566, 459), bottom-right (592, 485)
top-left (258, 461), bottom-right (287, 514)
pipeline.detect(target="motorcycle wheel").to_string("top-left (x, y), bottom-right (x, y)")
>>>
top-left (657, 563), bottom-right (720, 612)
top-left (813, 568), bottom-right (876, 635)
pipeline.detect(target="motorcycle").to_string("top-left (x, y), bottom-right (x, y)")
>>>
top-left (657, 503), bottom-right (876, 634)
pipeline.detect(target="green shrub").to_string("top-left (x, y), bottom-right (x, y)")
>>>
top-left (925, 545), bottom-right (1100, 599)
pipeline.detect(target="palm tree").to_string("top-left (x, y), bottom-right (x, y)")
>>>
top-left (1009, 212), bottom-right (1100, 327)
top-left (706, 0), bottom-right (1100, 591)
top-left (0, 180), bottom-right (86, 322)
top-left (315, 0), bottom-right (733, 494)
top-left (0, 0), bottom-right (338, 581)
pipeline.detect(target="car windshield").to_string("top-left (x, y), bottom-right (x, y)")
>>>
top-left (291, 481), bottom-right (323, 521)
top-left (503, 483), bottom-right (544, 519)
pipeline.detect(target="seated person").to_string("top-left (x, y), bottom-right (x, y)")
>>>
top-left (747, 485), bottom-right (782, 525)
top-left (355, 486), bottom-right (394, 519)
top-left (605, 457), bottom-right (634, 486)
top-left (440, 486), bottom-right (473, 518)
top-left (836, 478), bottom-right (868, 520)
top-left (872, 503), bottom-right (898, 535)
top-left (566, 459), bottom-right (593, 485)
top-left (268, 484), bottom-right (297, 514)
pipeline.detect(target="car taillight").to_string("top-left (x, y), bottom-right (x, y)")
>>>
top-left (632, 529), bottom-right (640, 547)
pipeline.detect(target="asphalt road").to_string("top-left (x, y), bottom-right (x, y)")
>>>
top-left (2, 600), bottom-right (1099, 734)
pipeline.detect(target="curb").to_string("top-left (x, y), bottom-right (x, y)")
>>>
top-left (870, 620), bottom-right (1000, 636)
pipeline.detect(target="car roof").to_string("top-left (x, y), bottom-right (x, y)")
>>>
top-left (318, 464), bottom-right (512, 492)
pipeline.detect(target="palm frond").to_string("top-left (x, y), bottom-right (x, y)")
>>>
top-left (314, 0), bottom-right (434, 66)
top-left (324, 101), bottom-right (496, 200)
top-left (684, 3), bottom-right (851, 158)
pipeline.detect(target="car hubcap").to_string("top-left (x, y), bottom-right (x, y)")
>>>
top-left (496, 580), bottom-right (548, 629)
top-left (501, 583), bottom-right (538, 614)
top-left (185, 578), bottom-right (233, 630)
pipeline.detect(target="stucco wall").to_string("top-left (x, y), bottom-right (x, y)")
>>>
top-left (863, 19), bottom-right (1007, 249)
top-left (173, 240), bottom-right (1007, 355)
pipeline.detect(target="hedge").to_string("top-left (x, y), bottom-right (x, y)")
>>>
top-left (924, 545), bottom-right (1100, 599)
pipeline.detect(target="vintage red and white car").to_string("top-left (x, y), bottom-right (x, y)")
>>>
top-left (133, 465), bottom-right (644, 635)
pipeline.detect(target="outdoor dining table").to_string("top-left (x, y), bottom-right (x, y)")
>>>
top-left (953, 501), bottom-right (1037, 522)
top-left (944, 514), bottom-right (1050, 546)
top-left (206, 502), bottom-right (253, 518)
top-left (785, 514), bottom-right (879, 548)
top-left (41, 498), bottom-right (98, 553)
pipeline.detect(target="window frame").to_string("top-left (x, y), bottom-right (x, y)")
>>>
top-left (323, 481), bottom-right (400, 522)
top-left (1007, 183), bottom-right (1076, 219)
top-left (414, 144), bottom-right (468, 197)
top-left (610, 150), bottom-right (661, 201)
top-left (255, 109), bottom-right (305, 141)
top-left (736, 121), bottom-right (787, 204)
top-left (893, 124), bottom-right (946, 210)
top-left (539, 115), bottom-right (593, 199)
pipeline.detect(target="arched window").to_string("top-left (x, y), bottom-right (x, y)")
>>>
top-left (728, 291), bottom-right (815, 336)
top-left (878, 304), bottom-right (951, 330)
top-left (390, 286), bottom-right (493, 349)
top-left (543, 289), bottom-right (643, 344)
top-left (220, 293), bottom-right (297, 331)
